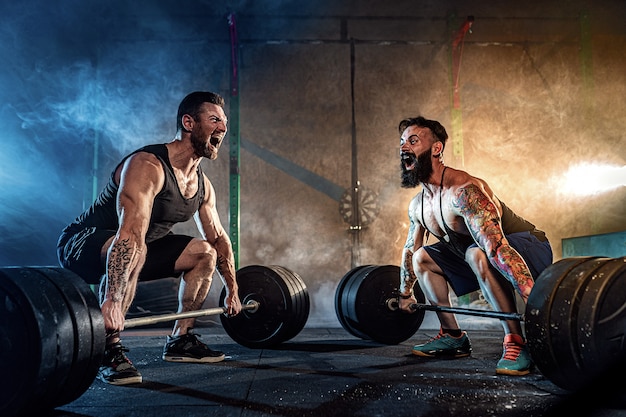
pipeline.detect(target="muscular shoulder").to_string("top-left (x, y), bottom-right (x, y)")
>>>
top-left (443, 169), bottom-right (490, 196)
top-left (445, 169), bottom-right (501, 216)
top-left (115, 151), bottom-right (165, 188)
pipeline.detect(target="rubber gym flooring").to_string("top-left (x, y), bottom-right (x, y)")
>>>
top-left (41, 324), bottom-right (626, 417)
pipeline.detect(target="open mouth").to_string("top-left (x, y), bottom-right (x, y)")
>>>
top-left (401, 153), bottom-right (416, 170)
top-left (209, 136), bottom-right (221, 147)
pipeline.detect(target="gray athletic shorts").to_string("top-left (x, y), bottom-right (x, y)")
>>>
top-left (57, 227), bottom-right (194, 285)
top-left (423, 231), bottom-right (553, 296)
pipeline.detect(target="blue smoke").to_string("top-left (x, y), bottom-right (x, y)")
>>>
top-left (0, 0), bottom-right (233, 266)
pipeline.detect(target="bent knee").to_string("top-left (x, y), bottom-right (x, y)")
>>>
top-left (465, 247), bottom-right (487, 265)
top-left (195, 240), bottom-right (218, 266)
top-left (178, 239), bottom-right (218, 272)
top-left (413, 247), bottom-right (437, 274)
top-left (465, 247), bottom-right (492, 277)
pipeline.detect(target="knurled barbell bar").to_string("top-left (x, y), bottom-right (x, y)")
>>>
top-left (0, 264), bottom-right (310, 417)
top-left (385, 297), bottom-right (523, 320)
top-left (334, 256), bottom-right (626, 392)
top-left (123, 300), bottom-right (260, 328)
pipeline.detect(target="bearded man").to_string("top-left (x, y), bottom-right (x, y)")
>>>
top-left (396, 116), bottom-right (552, 375)
top-left (58, 92), bottom-right (242, 385)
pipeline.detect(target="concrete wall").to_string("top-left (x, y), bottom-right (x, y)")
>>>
top-left (204, 1), bottom-right (626, 324)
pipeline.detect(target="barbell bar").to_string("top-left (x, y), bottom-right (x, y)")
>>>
top-left (124, 300), bottom-right (260, 329)
top-left (386, 298), bottom-right (524, 321)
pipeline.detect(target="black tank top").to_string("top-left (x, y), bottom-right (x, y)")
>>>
top-left (421, 168), bottom-right (546, 259)
top-left (62, 144), bottom-right (205, 243)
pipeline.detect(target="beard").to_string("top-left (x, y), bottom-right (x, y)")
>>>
top-left (190, 130), bottom-right (219, 160)
top-left (400, 149), bottom-right (433, 188)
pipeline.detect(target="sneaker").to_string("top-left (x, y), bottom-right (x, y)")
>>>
top-left (163, 330), bottom-right (226, 363)
top-left (496, 334), bottom-right (532, 376)
top-left (412, 331), bottom-right (472, 358)
top-left (97, 342), bottom-right (142, 385)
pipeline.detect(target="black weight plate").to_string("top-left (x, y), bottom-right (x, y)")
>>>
top-left (338, 265), bottom-right (379, 340)
top-left (576, 257), bottom-right (626, 384)
top-left (336, 265), bottom-right (425, 345)
top-left (219, 265), bottom-right (310, 348)
top-left (525, 256), bottom-right (598, 389)
top-left (270, 265), bottom-right (310, 342)
top-left (335, 265), bottom-right (373, 340)
top-left (0, 267), bottom-right (75, 415)
top-left (0, 268), bottom-right (41, 417)
top-left (545, 258), bottom-right (605, 389)
top-left (41, 267), bottom-right (105, 407)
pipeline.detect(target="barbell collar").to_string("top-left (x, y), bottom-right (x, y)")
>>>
top-left (124, 300), bottom-right (260, 329)
top-left (388, 298), bottom-right (524, 321)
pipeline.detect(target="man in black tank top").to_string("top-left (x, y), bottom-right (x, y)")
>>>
top-left (395, 116), bottom-right (552, 376)
top-left (57, 92), bottom-right (243, 386)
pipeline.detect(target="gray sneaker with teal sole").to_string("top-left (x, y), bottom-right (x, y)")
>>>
top-left (496, 334), bottom-right (532, 375)
top-left (412, 331), bottom-right (472, 358)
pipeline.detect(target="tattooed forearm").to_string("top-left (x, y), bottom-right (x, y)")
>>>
top-left (107, 238), bottom-right (133, 303)
top-left (215, 254), bottom-right (224, 275)
top-left (453, 184), bottom-right (534, 299)
top-left (215, 253), bottom-right (231, 277)
top-left (400, 249), bottom-right (418, 295)
top-left (400, 216), bottom-right (419, 295)
top-left (493, 245), bottom-right (534, 299)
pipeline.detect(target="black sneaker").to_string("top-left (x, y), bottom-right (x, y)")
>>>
top-left (97, 342), bottom-right (142, 385)
top-left (163, 330), bottom-right (225, 363)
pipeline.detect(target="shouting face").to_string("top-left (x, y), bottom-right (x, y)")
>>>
top-left (399, 125), bottom-right (435, 188)
top-left (189, 103), bottom-right (228, 160)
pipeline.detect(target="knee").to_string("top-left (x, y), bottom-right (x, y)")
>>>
top-left (193, 241), bottom-right (218, 273)
top-left (413, 247), bottom-right (432, 274)
top-left (465, 247), bottom-right (492, 281)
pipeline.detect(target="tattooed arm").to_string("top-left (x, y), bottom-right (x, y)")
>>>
top-left (399, 195), bottom-right (425, 308)
top-left (101, 152), bottom-right (162, 333)
top-left (196, 175), bottom-right (241, 316)
top-left (451, 183), bottom-right (534, 301)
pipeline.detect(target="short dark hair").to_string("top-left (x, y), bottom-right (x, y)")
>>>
top-left (398, 116), bottom-right (448, 149)
top-left (176, 91), bottom-right (225, 131)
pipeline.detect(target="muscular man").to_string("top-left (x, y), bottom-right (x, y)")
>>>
top-left (396, 116), bottom-right (552, 375)
top-left (58, 91), bottom-right (242, 385)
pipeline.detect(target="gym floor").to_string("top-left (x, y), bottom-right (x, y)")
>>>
top-left (42, 325), bottom-right (626, 417)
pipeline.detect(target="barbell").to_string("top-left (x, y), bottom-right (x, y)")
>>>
top-left (386, 298), bottom-right (523, 321)
top-left (0, 264), bottom-right (310, 417)
top-left (334, 256), bottom-right (626, 392)
top-left (123, 300), bottom-right (260, 328)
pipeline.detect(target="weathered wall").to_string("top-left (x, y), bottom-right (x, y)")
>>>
top-left (212, 1), bottom-right (626, 324)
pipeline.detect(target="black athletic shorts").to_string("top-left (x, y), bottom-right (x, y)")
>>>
top-left (57, 227), bottom-right (194, 285)
top-left (423, 231), bottom-right (553, 296)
